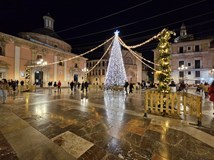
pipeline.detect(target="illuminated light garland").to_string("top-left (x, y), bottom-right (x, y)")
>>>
top-left (118, 37), bottom-right (166, 76)
top-left (124, 29), bottom-right (164, 49)
top-left (104, 31), bottom-right (127, 88)
top-left (86, 38), bottom-right (114, 74)
top-left (118, 37), bottom-right (160, 67)
top-left (27, 36), bottom-right (114, 68)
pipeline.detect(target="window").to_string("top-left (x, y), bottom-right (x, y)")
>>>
top-left (0, 47), bottom-right (4, 56)
top-left (102, 69), bottom-right (105, 75)
top-left (86, 63), bottom-right (89, 68)
top-left (179, 71), bottom-right (184, 77)
top-left (179, 47), bottom-right (183, 53)
top-left (102, 61), bottom-right (105, 67)
top-left (210, 40), bottom-right (214, 48)
top-left (195, 71), bottom-right (200, 77)
top-left (195, 45), bottom-right (200, 52)
top-left (98, 70), bottom-right (101, 75)
top-left (179, 61), bottom-right (184, 67)
top-left (37, 54), bottom-right (42, 60)
top-left (188, 63), bottom-right (191, 66)
top-left (0, 73), bottom-right (3, 79)
top-left (195, 60), bottom-right (200, 69)
top-left (188, 71), bottom-right (191, 75)
top-left (74, 63), bottom-right (78, 68)
top-left (187, 46), bottom-right (192, 51)
top-left (195, 80), bottom-right (200, 84)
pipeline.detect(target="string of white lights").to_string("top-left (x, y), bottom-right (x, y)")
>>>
top-left (118, 35), bottom-right (167, 75)
top-left (27, 36), bottom-right (114, 68)
top-left (118, 36), bottom-right (160, 66)
top-left (124, 29), bottom-right (163, 49)
top-left (86, 38), bottom-right (114, 74)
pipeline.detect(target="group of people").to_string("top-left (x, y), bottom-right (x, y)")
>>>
top-left (69, 81), bottom-right (89, 93)
top-left (47, 81), bottom-right (62, 93)
top-left (124, 81), bottom-right (134, 94)
top-left (0, 79), bottom-right (26, 103)
top-left (47, 80), bottom-right (90, 94)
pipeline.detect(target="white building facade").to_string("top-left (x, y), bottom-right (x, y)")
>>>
top-left (154, 24), bottom-right (214, 84)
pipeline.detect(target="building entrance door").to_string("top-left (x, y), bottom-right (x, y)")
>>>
top-left (35, 71), bottom-right (43, 87)
top-left (74, 74), bottom-right (78, 82)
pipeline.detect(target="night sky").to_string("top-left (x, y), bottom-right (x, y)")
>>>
top-left (0, 0), bottom-right (214, 60)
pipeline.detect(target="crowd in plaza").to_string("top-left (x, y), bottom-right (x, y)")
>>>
top-left (0, 78), bottom-right (214, 114)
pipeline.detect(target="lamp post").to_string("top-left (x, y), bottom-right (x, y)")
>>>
top-left (82, 67), bottom-right (88, 81)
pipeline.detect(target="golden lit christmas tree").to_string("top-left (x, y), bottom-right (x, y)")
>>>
top-left (157, 29), bottom-right (175, 94)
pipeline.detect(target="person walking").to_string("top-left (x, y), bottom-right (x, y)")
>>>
top-left (208, 80), bottom-right (214, 115)
top-left (84, 81), bottom-right (89, 92)
top-left (48, 81), bottom-right (52, 94)
top-left (129, 83), bottom-right (134, 93)
top-left (53, 81), bottom-right (57, 92)
top-left (124, 81), bottom-right (129, 94)
top-left (70, 81), bottom-right (74, 92)
top-left (57, 80), bottom-right (61, 93)
top-left (81, 82), bottom-right (85, 92)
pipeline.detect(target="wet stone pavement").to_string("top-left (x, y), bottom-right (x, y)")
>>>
top-left (0, 88), bottom-right (214, 160)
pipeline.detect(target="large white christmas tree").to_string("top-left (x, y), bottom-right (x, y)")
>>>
top-left (104, 30), bottom-right (127, 88)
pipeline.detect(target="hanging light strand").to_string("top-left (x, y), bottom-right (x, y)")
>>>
top-left (27, 36), bottom-right (114, 68)
top-left (86, 38), bottom-right (114, 74)
top-left (125, 29), bottom-right (164, 49)
top-left (118, 37), bottom-right (160, 66)
top-left (118, 36), bottom-right (166, 75)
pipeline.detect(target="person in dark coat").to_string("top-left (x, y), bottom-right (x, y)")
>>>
top-left (84, 81), bottom-right (89, 92)
top-left (129, 83), bottom-right (134, 93)
top-left (124, 81), bottom-right (129, 94)
top-left (53, 81), bottom-right (57, 92)
top-left (81, 82), bottom-right (85, 92)
top-left (70, 81), bottom-right (74, 92)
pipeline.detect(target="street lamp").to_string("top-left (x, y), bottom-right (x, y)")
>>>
top-left (178, 65), bottom-right (188, 83)
top-left (82, 67), bottom-right (88, 81)
top-left (36, 59), bottom-right (47, 66)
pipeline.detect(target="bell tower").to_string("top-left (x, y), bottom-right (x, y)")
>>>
top-left (43, 13), bottom-right (54, 31)
top-left (180, 23), bottom-right (187, 37)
